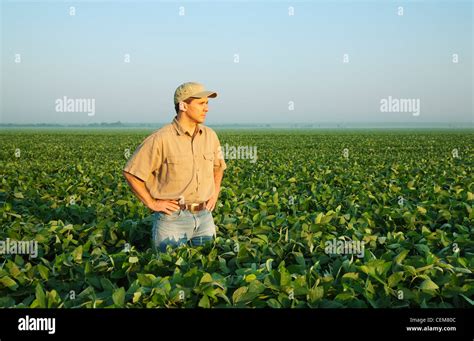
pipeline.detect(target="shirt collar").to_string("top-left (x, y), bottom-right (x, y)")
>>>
top-left (172, 116), bottom-right (203, 136)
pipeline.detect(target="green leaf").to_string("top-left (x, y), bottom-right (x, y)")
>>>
top-left (13, 192), bottom-right (24, 199)
top-left (198, 295), bottom-right (210, 308)
top-left (200, 273), bottom-right (213, 284)
top-left (265, 259), bottom-right (273, 272)
top-left (116, 200), bottom-right (129, 205)
top-left (460, 294), bottom-right (474, 305)
top-left (342, 272), bottom-right (359, 280)
top-left (273, 192), bottom-right (279, 204)
top-left (35, 284), bottom-right (47, 307)
top-left (335, 292), bottom-right (354, 301)
top-left (267, 298), bottom-right (281, 308)
top-left (417, 206), bottom-right (427, 215)
top-left (37, 264), bottom-right (49, 280)
top-left (7, 261), bottom-right (22, 278)
top-left (394, 250), bottom-right (410, 265)
top-left (133, 291), bottom-right (142, 304)
top-left (137, 274), bottom-right (155, 287)
top-left (419, 279), bottom-right (439, 292)
top-left (112, 287), bottom-right (126, 307)
top-left (388, 272), bottom-right (403, 287)
top-left (315, 212), bottom-right (324, 224)
top-left (245, 274), bottom-right (257, 283)
top-left (308, 286), bottom-right (324, 302)
top-left (467, 192), bottom-right (474, 201)
top-left (47, 289), bottom-right (60, 308)
top-left (453, 267), bottom-right (472, 274)
top-left (279, 267), bottom-right (291, 287)
top-left (232, 287), bottom-right (248, 304)
top-left (72, 245), bottom-right (83, 263)
top-left (0, 276), bottom-right (18, 290)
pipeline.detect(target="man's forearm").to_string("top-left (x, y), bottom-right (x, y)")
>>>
top-left (213, 168), bottom-right (224, 197)
top-left (123, 171), bottom-right (155, 208)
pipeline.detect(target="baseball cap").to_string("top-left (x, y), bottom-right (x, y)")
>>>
top-left (174, 82), bottom-right (217, 105)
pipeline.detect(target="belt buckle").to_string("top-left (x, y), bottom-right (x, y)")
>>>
top-left (190, 203), bottom-right (199, 213)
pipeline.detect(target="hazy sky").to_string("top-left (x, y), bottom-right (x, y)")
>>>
top-left (1, 0), bottom-right (472, 124)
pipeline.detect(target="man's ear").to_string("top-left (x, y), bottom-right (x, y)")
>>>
top-left (179, 101), bottom-right (187, 111)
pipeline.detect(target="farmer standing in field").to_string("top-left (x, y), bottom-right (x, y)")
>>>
top-left (122, 82), bottom-right (227, 252)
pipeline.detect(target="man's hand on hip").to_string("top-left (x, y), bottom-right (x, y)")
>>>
top-left (206, 194), bottom-right (219, 212)
top-left (148, 199), bottom-right (180, 215)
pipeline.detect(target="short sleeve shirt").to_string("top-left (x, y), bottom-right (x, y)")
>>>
top-left (123, 116), bottom-right (227, 204)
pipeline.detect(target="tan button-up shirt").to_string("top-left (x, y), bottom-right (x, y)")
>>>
top-left (123, 116), bottom-right (227, 204)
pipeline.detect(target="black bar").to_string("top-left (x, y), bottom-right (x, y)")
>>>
top-left (0, 308), bottom-right (472, 340)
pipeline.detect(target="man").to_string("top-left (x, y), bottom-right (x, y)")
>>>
top-left (122, 82), bottom-right (227, 252)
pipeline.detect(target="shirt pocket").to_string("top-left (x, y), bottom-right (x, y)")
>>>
top-left (164, 155), bottom-right (192, 182)
top-left (202, 152), bottom-right (215, 178)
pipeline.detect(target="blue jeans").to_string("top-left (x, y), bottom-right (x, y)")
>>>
top-left (152, 208), bottom-right (216, 252)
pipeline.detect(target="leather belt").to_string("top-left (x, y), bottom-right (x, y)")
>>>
top-left (179, 202), bottom-right (206, 213)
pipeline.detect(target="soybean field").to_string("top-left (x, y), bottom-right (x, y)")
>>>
top-left (1, 129), bottom-right (473, 308)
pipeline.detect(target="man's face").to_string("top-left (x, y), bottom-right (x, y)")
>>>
top-left (183, 97), bottom-right (209, 124)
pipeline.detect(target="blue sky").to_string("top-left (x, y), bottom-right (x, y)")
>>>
top-left (1, 0), bottom-right (472, 124)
